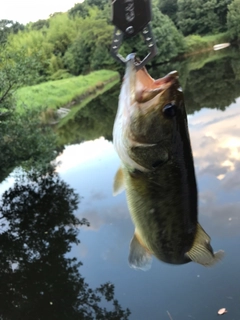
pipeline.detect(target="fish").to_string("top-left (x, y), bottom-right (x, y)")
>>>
top-left (112, 53), bottom-right (224, 271)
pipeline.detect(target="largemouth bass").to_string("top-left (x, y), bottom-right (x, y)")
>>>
top-left (113, 54), bottom-right (224, 271)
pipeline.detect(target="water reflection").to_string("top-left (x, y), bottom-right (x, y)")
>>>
top-left (190, 100), bottom-right (240, 239)
top-left (183, 55), bottom-right (240, 113)
top-left (1, 48), bottom-right (240, 319)
top-left (0, 108), bottom-right (60, 184)
top-left (57, 88), bottom-right (119, 146)
top-left (57, 95), bottom-right (240, 320)
top-left (0, 170), bottom-right (130, 319)
top-left (55, 50), bottom-right (240, 319)
top-left (56, 48), bottom-right (240, 146)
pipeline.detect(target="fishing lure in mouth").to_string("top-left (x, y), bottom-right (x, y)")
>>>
top-left (111, 0), bottom-right (157, 70)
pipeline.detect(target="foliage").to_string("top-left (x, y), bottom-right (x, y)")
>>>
top-left (177, 0), bottom-right (221, 36)
top-left (5, 10), bottom-right (118, 79)
top-left (227, 0), bottom-right (240, 39)
top-left (152, 50), bottom-right (240, 115)
top-left (0, 107), bottom-right (59, 182)
top-left (177, 0), bottom-right (232, 36)
top-left (57, 84), bottom-right (120, 145)
top-left (7, 29), bottom-right (54, 81)
top-left (215, 0), bottom-right (233, 31)
top-left (183, 54), bottom-right (240, 113)
top-left (0, 19), bottom-right (24, 43)
top-left (48, 69), bottom-right (72, 81)
top-left (184, 46), bottom-right (232, 71)
top-left (15, 70), bottom-right (119, 111)
top-left (85, 0), bottom-right (109, 10)
top-left (2, 0), bottom-right (237, 81)
top-left (231, 52), bottom-right (240, 79)
top-left (46, 13), bottom-right (81, 57)
top-left (0, 171), bottom-right (131, 319)
top-left (184, 32), bottom-right (229, 54)
top-left (157, 0), bottom-right (178, 25)
top-left (151, 7), bottom-right (186, 63)
top-left (48, 54), bottom-right (64, 74)
top-left (58, 78), bottom-right (119, 128)
top-left (68, 2), bottom-right (89, 19)
top-left (63, 17), bottom-right (115, 75)
top-left (30, 19), bottom-right (50, 30)
top-left (6, 13), bottom-right (82, 80)
top-left (0, 46), bottom-right (40, 113)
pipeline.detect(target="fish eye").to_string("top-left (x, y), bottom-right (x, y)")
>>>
top-left (162, 103), bottom-right (177, 118)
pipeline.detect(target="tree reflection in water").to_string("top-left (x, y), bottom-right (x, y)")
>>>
top-left (0, 170), bottom-right (130, 320)
top-left (57, 49), bottom-right (240, 146)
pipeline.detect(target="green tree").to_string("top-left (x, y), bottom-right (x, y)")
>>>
top-left (214, 0), bottom-right (233, 31)
top-left (177, 0), bottom-right (220, 35)
top-left (152, 7), bottom-right (185, 63)
top-left (68, 2), bottom-right (89, 18)
top-left (85, 0), bottom-right (108, 10)
top-left (6, 14), bottom-right (82, 79)
top-left (9, 21), bottom-right (25, 34)
top-left (31, 19), bottom-right (50, 31)
top-left (0, 20), bottom-right (24, 43)
top-left (231, 54), bottom-right (240, 80)
top-left (227, 0), bottom-right (240, 39)
top-left (7, 29), bottom-right (54, 80)
top-left (63, 17), bottom-right (114, 75)
top-left (48, 54), bottom-right (64, 74)
top-left (157, 0), bottom-right (178, 25)
top-left (0, 107), bottom-right (59, 183)
top-left (0, 47), bottom-right (40, 114)
top-left (46, 13), bottom-right (80, 57)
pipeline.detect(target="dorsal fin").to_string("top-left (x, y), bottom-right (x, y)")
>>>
top-left (185, 223), bottom-right (224, 267)
top-left (113, 167), bottom-right (125, 196)
top-left (128, 231), bottom-right (152, 271)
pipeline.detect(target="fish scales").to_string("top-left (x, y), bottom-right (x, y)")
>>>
top-left (113, 54), bottom-right (224, 270)
top-left (124, 161), bottom-right (197, 264)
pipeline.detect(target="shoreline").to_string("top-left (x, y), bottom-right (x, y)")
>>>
top-left (15, 70), bottom-right (120, 113)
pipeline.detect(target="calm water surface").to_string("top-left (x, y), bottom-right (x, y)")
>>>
top-left (1, 48), bottom-right (240, 319)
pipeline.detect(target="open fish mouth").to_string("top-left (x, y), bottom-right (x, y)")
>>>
top-left (125, 53), bottom-right (179, 104)
top-left (113, 54), bottom-right (184, 172)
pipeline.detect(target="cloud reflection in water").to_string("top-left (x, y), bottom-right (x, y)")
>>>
top-left (53, 73), bottom-right (240, 320)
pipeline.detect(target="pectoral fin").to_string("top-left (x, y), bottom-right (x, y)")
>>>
top-left (128, 231), bottom-right (152, 271)
top-left (185, 223), bottom-right (224, 267)
top-left (113, 167), bottom-right (125, 196)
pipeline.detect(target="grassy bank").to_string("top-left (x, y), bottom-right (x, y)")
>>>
top-left (184, 32), bottom-right (230, 56)
top-left (186, 46), bottom-right (234, 71)
top-left (15, 70), bottom-right (119, 111)
top-left (57, 79), bottom-right (119, 127)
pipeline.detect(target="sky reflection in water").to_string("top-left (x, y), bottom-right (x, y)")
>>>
top-left (55, 96), bottom-right (240, 319)
top-left (1, 51), bottom-right (240, 319)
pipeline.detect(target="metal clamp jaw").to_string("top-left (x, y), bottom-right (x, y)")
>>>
top-left (110, 0), bottom-right (157, 70)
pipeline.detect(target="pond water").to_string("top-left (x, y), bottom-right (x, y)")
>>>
top-left (1, 47), bottom-right (240, 319)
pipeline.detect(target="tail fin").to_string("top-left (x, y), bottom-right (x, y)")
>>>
top-left (185, 223), bottom-right (224, 267)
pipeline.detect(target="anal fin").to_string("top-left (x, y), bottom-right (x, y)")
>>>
top-left (185, 223), bottom-right (224, 267)
top-left (128, 231), bottom-right (152, 271)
